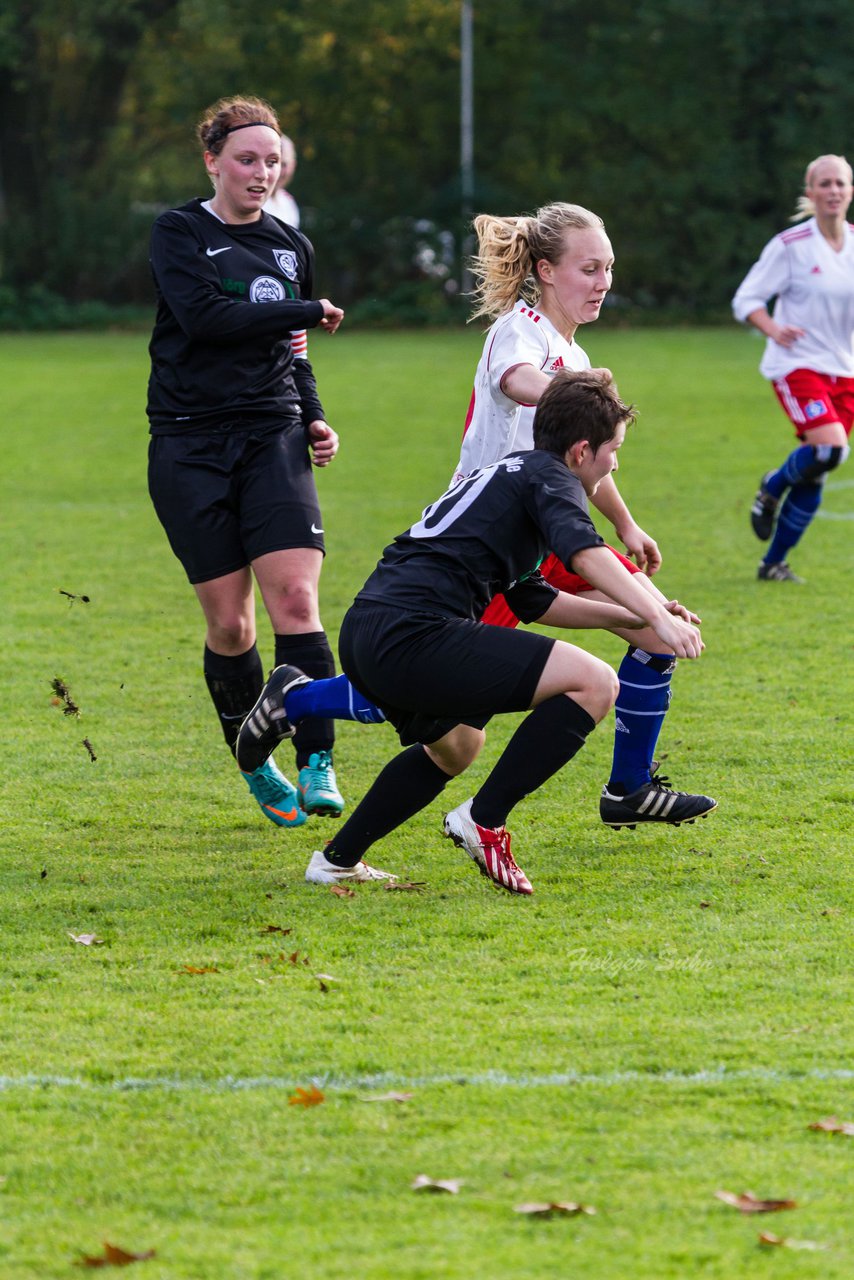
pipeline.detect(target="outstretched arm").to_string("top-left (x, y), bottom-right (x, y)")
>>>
top-left (589, 474), bottom-right (662, 576)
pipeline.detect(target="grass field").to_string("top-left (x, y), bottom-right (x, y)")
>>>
top-left (1, 326), bottom-right (852, 1278)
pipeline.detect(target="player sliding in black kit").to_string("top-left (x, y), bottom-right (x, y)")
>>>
top-left (237, 372), bottom-right (714, 895)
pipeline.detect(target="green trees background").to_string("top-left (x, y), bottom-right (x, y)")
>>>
top-left (2, 0), bottom-right (854, 323)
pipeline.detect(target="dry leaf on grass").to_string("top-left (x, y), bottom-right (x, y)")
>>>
top-left (68, 933), bottom-right (103, 947)
top-left (329, 885), bottom-right (355, 898)
top-left (177, 965), bottom-right (219, 975)
top-left (288, 950), bottom-right (311, 966)
top-left (76, 1240), bottom-right (156, 1267)
top-left (411, 1174), bottom-right (463, 1194)
top-left (758, 1232), bottom-right (826, 1250)
top-left (384, 881), bottom-right (427, 892)
top-left (808, 1116), bottom-right (854, 1136)
top-left (259, 924), bottom-right (292, 935)
top-left (715, 1190), bottom-right (797, 1213)
top-left (361, 1092), bottom-right (414, 1104)
top-left (514, 1201), bottom-right (596, 1217)
top-left (288, 1085), bottom-right (324, 1108)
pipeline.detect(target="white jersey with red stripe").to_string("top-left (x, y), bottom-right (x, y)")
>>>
top-left (453, 302), bottom-right (590, 481)
top-left (732, 217), bottom-right (854, 380)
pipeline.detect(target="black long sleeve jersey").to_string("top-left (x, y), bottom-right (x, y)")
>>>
top-left (147, 199), bottom-right (327, 434)
top-left (356, 451), bottom-right (605, 623)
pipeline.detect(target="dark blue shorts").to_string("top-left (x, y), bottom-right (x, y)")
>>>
top-left (148, 420), bottom-right (323, 584)
top-left (339, 602), bottom-right (554, 746)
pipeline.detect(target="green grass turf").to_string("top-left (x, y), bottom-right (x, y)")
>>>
top-left (1, 327), bottom-right (852, 1278)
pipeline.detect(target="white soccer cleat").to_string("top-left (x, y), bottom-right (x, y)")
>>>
top-left (305, 848), bottom-right (396, 884)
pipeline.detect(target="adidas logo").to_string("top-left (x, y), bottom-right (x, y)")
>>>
top-left (548, 356), bottom-right (565, 372)
top-left (615, 717), bottom-right (630, 734)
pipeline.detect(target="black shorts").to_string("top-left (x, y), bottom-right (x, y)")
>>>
top-left (148, 420), bottom-right (324, 584)
top-left (339, 602), bottom-right (555, 746)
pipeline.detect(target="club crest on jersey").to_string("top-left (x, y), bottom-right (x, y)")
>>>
top-left (272, 249), bottom-right (298, 279)
top-left (250, 275), bottom-right (286, 303)
top-left (805, 398), bottom-right (827, 420)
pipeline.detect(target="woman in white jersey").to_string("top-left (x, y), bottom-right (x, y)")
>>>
top-left (454, 202), bottom-right (716, 831)
top-left (733, 154), bottom-right (854, 582)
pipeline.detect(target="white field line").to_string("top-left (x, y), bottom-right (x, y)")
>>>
top-left (1, 1067), bottom-right (853, 1094)
top-left (816, 475), bottom-right (854, 518)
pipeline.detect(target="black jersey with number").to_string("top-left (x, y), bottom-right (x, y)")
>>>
top-left (147, 198), bottom-right (327, 434)
top-left (356, 451), bottom-right (604, 623)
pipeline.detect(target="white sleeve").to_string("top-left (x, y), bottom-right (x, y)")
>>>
top-left (486, 314), bottom-right (548, 395)
top-left (732, 236), bottom-right (790, 322)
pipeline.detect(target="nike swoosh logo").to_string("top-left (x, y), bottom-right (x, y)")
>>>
top-left (206, 246), bottom-right (231, 257)
top-left (311, 523), bottom-right (324, 535)
top-left (266, 805), bottom-right (300, 822)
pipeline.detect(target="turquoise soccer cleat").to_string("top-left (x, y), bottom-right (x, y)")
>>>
top-left (242, 757), bottom-right (307, 828)
top-left (297, 750), bottom-right (345, 817)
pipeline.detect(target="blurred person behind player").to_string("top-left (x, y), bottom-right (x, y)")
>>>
top-left (733, 153), bottom-right (853, 582)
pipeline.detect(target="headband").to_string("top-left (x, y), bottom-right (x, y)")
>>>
top-left (225, 120), bottom-right (280, 136)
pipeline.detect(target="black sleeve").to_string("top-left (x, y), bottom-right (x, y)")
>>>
top-left (524, 463), bottom-right (604, 571)
top-left (150, 215), bottom-right (324, 344)
top-left (292, 353), bottom-right (325, 427)
top-left (504, 573), bottom-right (559, 624)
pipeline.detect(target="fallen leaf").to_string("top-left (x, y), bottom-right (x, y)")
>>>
top-left (68, 933), bottom-right (103, 947)
top-left (51, 676), bottom-right (81, 717)
top-left (384, 880), bottom-right (427, 892)
top-left (177, 965), bottom-right (219, 975)
top-left (361, 1092), bottom-right (414, 1104)
top-left (411, 1174), bottom-right (463, 1194)
top-left (699, 900), bottom-right (712, 909)
top-left (40, 868), bottom-right (48, 879)
top-left (288, 1085), bottom-right (325, 1108)
top-left (288, 950), bottom-right (311, 966)
top-left (82, 738), bottom-right (97, 762)
top-left (820, 908), bottom-right (840, 918)
top-left (259, 924), bottom-right (292, 935)
top-left (514, 1201), bottom-right (596, 1217)
top-left (715, 1190), bottom-right (797, 1213)
top-left (329, 885), bottom-right (355, 898)
top-left (808, 1116), bottom-right (854, 1136)
top-left (758, 1232), bottom-right (826, 1250)
top-left (76, 1240), bottom-right (156, 1267)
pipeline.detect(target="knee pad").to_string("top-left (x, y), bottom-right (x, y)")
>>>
top-left (799, 443), bottom-right (850, 482)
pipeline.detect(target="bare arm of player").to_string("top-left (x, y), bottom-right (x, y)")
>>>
top-left (501, 363), bottom-right (613, 404)
top-left (536, 593), bottom-right (648, 631)
top-left (570, 546), bottom-right (703, 658)
top-left (589, 474), bottom-right (662, 576)
top-left (745, 306), bottom-right (806, 348)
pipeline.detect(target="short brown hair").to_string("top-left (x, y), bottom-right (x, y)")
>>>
top-left (533, 371), bottom-right (635, 455)
top-left (197, 96), bottom-right (280, 155)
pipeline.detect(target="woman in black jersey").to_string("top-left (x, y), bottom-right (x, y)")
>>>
top-left (147, 95), bottom-right (346, 829)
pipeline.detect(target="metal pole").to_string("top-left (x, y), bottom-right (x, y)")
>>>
top-left (460, 0), bottom-right (474, 292)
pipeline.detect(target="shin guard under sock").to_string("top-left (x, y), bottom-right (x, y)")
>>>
top-left (275, 631), bottom-right (335, 765)
top-left (324, 746), bottom-right (451, 866)
top-left (471, 694), bottom-right (595, 830)
top-left (608, 647), bottom-right (675, 795)
top-left (204, 644), bottom-right (264, 756)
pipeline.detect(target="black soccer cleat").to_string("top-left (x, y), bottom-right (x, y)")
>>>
top-left (757, 560), bottom-right (805, 583)
top-left (750, 472), bottom-right (779, 541)
top-left (600, 776), bottom-right (717, 830)
top-left (236, 664), bottom-right (311, 775)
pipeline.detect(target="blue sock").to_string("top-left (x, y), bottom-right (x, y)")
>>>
top-left (608, 648), bottom-right (674, 794)
top-left (764, 482), bottom-right (822, 565)
top-left (285, 674), bottom-right (386, 725)
top-left (765, 444), bottom-right (819, 499)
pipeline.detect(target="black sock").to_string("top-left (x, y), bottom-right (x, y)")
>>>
top-left (275, 631), bottom-right (335, 766)
top-left (471, 695), bottom-right (596, 829)
top-left (204, 644), bottom-right (264, 756)
top-left (324, 745), bottom-right (451, 866)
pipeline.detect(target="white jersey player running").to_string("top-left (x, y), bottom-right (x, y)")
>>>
top-left (733, 153), bottom-right (854, 583)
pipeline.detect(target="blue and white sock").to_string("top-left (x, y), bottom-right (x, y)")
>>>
top-left (285, 674), bottom-right (386, 725)
top-left (764, 444), bottom-right (820, 499)
top-left (608, 647), bottom-right (675, 795)
top-left (764, 481), bottom-right (822, 565)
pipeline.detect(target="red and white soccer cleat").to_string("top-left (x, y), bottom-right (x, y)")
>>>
top-left (443, 798), bottom-right (533, 895)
